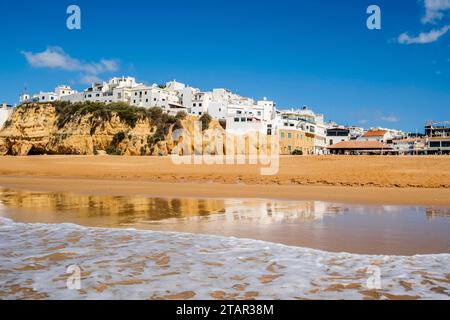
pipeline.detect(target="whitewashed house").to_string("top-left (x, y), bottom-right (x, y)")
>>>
top-left (129, 81), bottom-right (188, 114)
top-left (64, 77), bottom-right (142, 104)
top-left (20, 85), bottom-right (76, 104)
top-left (0, 103), bottom-right (14, 128)
top-left (225, 98), bottom-right (278, 135)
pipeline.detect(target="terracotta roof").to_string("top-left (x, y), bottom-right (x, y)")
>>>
top-left (363, 130), bottom-right (387, 137)
top-left (328, 141), bottom-right (392, 150)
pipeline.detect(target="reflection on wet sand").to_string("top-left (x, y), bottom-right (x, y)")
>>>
top-left (0, 188), bottom-right (449, 255)
top-left (0, 189), bottom-right (226, 226)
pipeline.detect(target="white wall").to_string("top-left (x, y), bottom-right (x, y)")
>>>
top-left (0, 106), bottom-right (13, 128)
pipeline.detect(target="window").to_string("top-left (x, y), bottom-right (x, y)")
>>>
top-left (199, 103), bottom-right (202, 107)
top-left (430, 142), bottom-right (441, 148)
top-left (288, 133), bottom-right (292, 139)
top-left (146, 99), bottom-right (149, 103)
top-left (288, 145), bottom-right (292, 152)
top-left (234, 118), bottom-right (239, 122)
top-left (281, 132), bottom-right (285, 139)
top-left (442, 141), bottom-right (450, 148)
top-left (193, 103), bottom-right (197, 107)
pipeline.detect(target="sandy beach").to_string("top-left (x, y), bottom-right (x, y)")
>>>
top-left (0, 155), bottom-right (450, 205)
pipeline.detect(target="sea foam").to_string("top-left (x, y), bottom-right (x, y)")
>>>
top-left (0, 217), bottom-right (448, 300)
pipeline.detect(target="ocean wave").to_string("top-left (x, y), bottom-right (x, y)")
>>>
top-left (0, 217), bottom-right (449, 300)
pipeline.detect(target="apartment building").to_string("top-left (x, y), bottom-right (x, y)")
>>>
top-left (278, 107), bottom-right (326, 155)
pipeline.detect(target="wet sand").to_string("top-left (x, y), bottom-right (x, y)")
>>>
top-left (0, 155), bottom-right (449, 205)
top-left (1, 188), bottom-right (449, 255)
top-left (0, 176), bottom-right (450, 206)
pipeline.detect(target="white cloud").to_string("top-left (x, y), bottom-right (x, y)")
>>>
top-left (21, 46), bottom-right (119, 75)
top-left (422, 0), bottom-right (450, 24)
top-left (379, 115), bottom-right (399, 123)
top-left (80, 75), bottom-right (102, 84)
top-left (398, 25), bottom-right (450, 44)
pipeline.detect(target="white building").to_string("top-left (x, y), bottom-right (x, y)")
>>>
top-left (326, 125), bottom-right (351, 146)
top-left (61, 77), bottom-right (142, 104)
top-left (0, 103), bottom-right (14, 128)
top-left (20, 85), bottom-right (76, 104)
top-left (358, 127), bottom-right (405, 143)
top-left (225, 98), bottom-right (278, 135)
top-left (358, 129), bottom-right (394, 143)
top-left (129, 81), bottom-right (187, 114)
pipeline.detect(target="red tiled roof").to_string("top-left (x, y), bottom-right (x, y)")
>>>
top-left (328, 141), bottom-right (392, 150)
top-left (363, 130), bottom-right (387, 137)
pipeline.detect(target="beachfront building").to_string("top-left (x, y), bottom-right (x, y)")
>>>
top-left (279, 127), bottom-right (315, 155)
top-left (0, 103), bottom-right (14, 128)
top-left (326, 126), bottom-right (351, 146)
top-left (391, 138), bottom-right (426, 155)
top-left (20, 85), bottom-right (76, 104)
top-left (278, 107), bottom-right (327, 155)
top-left (328, 141), bottom-right (392, 155)
top-left (426, 137), bottom-right (450, 154)
top-left (358, 129), bottom-right (393, 143)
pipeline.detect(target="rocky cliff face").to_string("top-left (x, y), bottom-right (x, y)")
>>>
top-left (0, 103), bottom-right (226, 156)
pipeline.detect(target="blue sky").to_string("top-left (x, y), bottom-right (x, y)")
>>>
top-left (0, 0), bottom-right (449, 132)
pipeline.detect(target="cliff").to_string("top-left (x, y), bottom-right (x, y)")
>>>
top-left (0, 102), bottom-right (226, 156)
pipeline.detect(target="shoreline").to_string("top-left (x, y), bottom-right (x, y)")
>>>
top-left (1, 175), bottom-right (450, 205)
